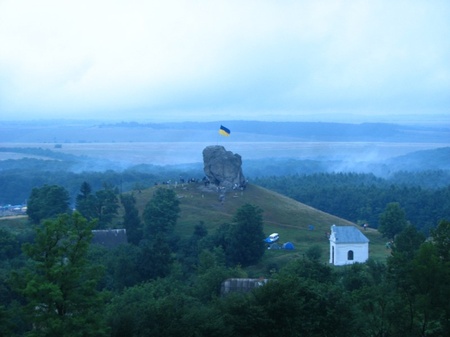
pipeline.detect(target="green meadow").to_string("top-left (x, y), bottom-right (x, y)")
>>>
top-left (133, 183), bottom-right (390, 274)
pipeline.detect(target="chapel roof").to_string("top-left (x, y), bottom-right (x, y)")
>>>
top-left (330, 225), bottom-right (369, 243)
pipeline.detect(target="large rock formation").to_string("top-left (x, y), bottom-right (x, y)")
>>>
top-left (203, 145), bottom-right (246, 191)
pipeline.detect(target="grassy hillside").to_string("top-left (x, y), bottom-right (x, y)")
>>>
top-left (134, 183), bottom-right (390, 271)
top-left (0, 182), bottom-right (390, 275)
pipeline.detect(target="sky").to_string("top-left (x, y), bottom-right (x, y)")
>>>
top-left (0, 0), bottom-right (449, 123)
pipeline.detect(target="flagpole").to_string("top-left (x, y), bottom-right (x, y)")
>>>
top-left (216, 125), bottom-right (220, 145)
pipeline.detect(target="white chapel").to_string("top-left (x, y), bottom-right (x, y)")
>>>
top-left (329, 225), bottom-right (369, 266)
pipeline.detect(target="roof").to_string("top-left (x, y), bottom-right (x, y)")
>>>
top-left (221, 278), bottom-right (269, 295)
top-left (92, 229), bottom-right (128, 248)
top-left (330, 225), bottom-right (369, 243)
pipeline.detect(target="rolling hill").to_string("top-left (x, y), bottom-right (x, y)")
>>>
top-left (0, 180), bottom-right (391, 272)
top-left (133, 182), bottom-right (390, 269)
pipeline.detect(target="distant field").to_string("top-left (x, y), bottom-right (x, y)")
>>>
top-left (1, 141), bottom-right (447, 166)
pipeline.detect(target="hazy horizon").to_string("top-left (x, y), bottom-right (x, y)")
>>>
top-left (1, 113), bottom-right (449, 126)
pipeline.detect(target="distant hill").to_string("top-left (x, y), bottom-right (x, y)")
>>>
top-left (1, 120), bottom-right (449, 143)
top-left (132, 183), bottom-right (390, 266)
top-left (385, 147), bottom-right (450, 171)
top-left (242, 146), bottom-right (450, 178)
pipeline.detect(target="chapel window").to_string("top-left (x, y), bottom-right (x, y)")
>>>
top-left (348, 250), bottom-right (354, 260)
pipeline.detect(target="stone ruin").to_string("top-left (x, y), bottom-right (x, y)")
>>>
top-left (202, 145), bottom-right (247, 192)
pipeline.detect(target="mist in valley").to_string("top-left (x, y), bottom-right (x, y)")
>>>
top-left (1, 120), bottom-right (449, 175)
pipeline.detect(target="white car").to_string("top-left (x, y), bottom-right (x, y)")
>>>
top-left (264, 233), bottom-right (279, 243)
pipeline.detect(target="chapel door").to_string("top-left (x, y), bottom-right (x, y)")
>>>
top-left (331, 246), bottom-right (334, 264)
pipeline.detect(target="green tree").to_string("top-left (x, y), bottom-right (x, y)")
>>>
top-left (27, 185), bottom-right (71, 224)
top-left (382, 224), bottom-right (450, 336)
top-left (75, 181), bottom-right (97, 221)
top-left (219, 293), bottom-right (267, 336)
top-left (305, 244), bottom-right (323, 261)
top-left (138, 235), bottom-right (173, 281)
top-left (244, 274), bottom-right (354, 337)
top-left (378, 202), bottom-right (408, 240)
top-left (106, 278), bottom-right (215, 337)
top-left (347, 261), bottom-right (397, 337)
top-left (107, 244), bottom-right (142, 291)
top-left (192, 248), bottom-right (245, 303)
top-left (76, 182), bottom-right (119, 229)
top-left (279, 257), bottom-right (336, 284)
top-left (14, 212), bottom-right (108, 336)
top-left (138, 188), bottom-right (180, 282)
top-left (411, 242), bottom-right (448, 336)
top-left (178, 222), bottom-right (208, 275)
top-left (120, 194), bottom-right (142, 245)
top-left (228, 204), bottom-right (266, 267)
top-left (387, 225), bottom-right (426, 336)
top-left (431, 219), bottom-right (450, 261)
top-left (0, 228), bottom-right (20, 260)
top-left (418, 220), bottom-right (450, 336)
top-left (0, 305), bottom-right (13, 336)
top-left (94, 186), bottom-right (119, 229)
top-left (391, 225), bottom-right (426, 259)
top-left (142, 187), bottom-right (180, 240)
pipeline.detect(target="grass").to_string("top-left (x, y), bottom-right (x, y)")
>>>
top-left (0, 215), bottom-right (30, 233)
top-left (132, 182), bottom-right (390, 271)
top-left (0, 182), bottom-right (391, 274)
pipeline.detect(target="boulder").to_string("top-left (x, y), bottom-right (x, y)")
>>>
top-left (202, 145), bottom-right (246, 191)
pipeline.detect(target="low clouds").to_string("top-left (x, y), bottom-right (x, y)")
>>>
top-left (0, 0), bottom-right (449, 121)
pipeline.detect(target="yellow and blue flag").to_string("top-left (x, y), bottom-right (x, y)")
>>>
top-left (219, 125), bottom-right (230, 136)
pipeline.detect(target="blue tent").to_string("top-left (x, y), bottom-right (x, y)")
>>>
top-left (268, 243), bottom-right (281, 250)
top-left (282, 242), bottom-right (295, 250)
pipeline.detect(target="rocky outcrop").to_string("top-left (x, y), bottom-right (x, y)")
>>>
top-left (202, 145), bottom-right (246, 191)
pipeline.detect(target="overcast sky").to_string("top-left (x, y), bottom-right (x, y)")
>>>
top-left (0, 0), bottom-right (449, 123)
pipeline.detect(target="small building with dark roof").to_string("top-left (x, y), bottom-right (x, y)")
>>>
top-left (329, 225), bottom-right (369, 266)
top-left (91, 229), bottom-right (127, 249)
top-left (221, 278), bottom-right (269, 296)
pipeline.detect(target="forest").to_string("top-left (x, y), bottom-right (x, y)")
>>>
top-left (0, 176), bottom-right (449, 336)
top-left (1, 150), bottom-right (449, 235)
top-left (254, 171), bottom-right (450, 234)
top-left (0, 145), bottom-right (449, 336)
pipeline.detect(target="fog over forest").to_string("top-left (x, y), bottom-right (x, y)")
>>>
top-left (1, 120), bottom-right (449, 169)
top-left (1, 120), bottom-right (449, 215)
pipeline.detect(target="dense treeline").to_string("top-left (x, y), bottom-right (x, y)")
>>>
top-left (0, 182), bottom-right (449, 336)
top-left (2, 147), bottom-right (450, 206)
top-left (254, 172), bottom-right (450, 234)
top-left (3, 165), bottom-right (449, 236)
top-left (1, 217), bottom-right (449, 335)
top-left (0, 162), bottom-right (202, 205)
